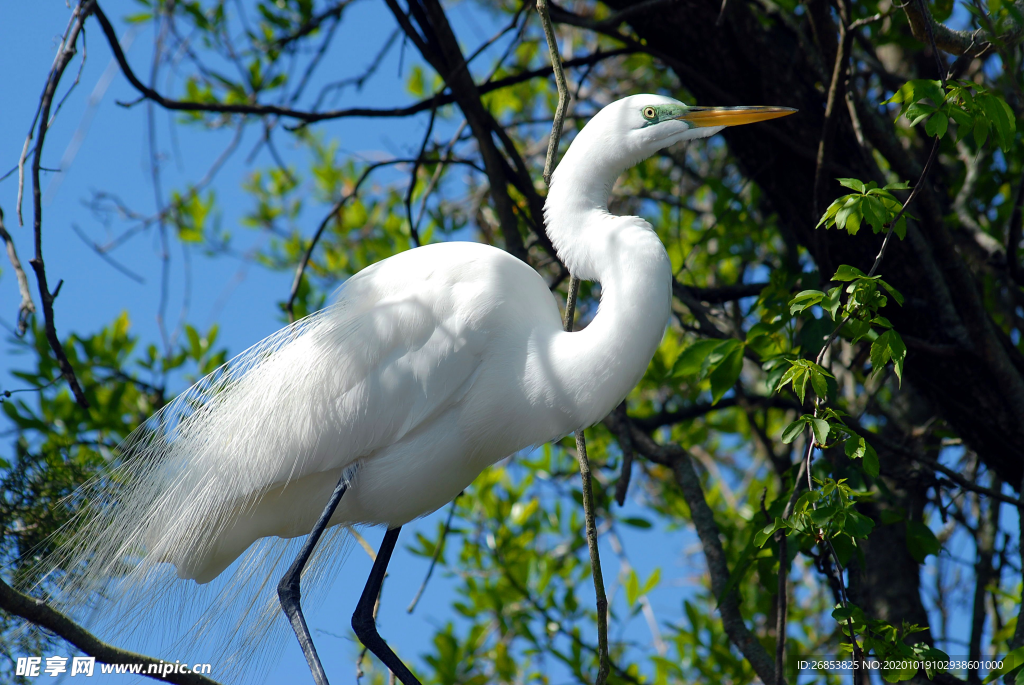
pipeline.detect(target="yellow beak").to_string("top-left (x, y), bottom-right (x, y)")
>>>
top-left (675, 106), bottom-right (797, 127)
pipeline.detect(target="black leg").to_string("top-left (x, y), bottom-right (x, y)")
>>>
top-left (279, 467), bottom-right (357, 685)
top-left (352, 527), bottom-right (422, 685)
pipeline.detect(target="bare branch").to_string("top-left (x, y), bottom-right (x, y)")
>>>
top-left (0, 208), bottom-right (36, 336)
top-left (532, 8), bottom-right (610, 677)
top-left (404, 100), bottom-right (439, 247)
top-left (902, 0), bottom-right (1024, 57)
top-left (29, 0), bottom-right (92, 408)
top-left (921, 458), bottom-right (1024, 508)
top-left (604, 411), bottom-right (781, 685)
top-left (284, 155), bottom-right (482, 321)
top-left (812, 5), bottom-right (887, 218)
top-left (406, 497), bottom-right (458, 614)
top-left (92, 0), bottom-right (626, 133)
top-left (270, 0), bottom-right (357, 49)
top-left (0, 577), bottom-right (221, 685)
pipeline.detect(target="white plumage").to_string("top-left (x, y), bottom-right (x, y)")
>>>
top-left (41, 94), bottom-right (793, 676)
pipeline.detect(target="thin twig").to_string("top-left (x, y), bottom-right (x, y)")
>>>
top-left (71, 224), bottom-right (146, 284)
top-left (0, 208), bottom-right (36, 336)
top-left (406, 497), bottom-right (459, 613)
top-left (536, 2), bottom-right (609, 681)
top-left (286, 160), bottom-right (406, 322)
top-left (284, 155), bottom-right (481, 321)
top-left (413, 120), bottom-right (468, 236)
top-left (405, 99), bottom-right (438, 247)
top-left (28, 0), bottom-right (93, 408)
top-left (91, 1), bottom-right (624, 127)
top-left (537, 0), bottom-right (569, 187)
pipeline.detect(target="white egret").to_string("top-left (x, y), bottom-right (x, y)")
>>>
top-left (48, 94), bottom-right (793, 685)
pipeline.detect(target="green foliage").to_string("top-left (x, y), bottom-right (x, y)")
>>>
top-left (817, 179), bottom-right (910, 239)
top-left (885, 79), bottom-right (1017, 151)
top-left (830, 603), bottom-right (949, 682)
top-left (670, 338), bottom-right (746, 404)
top-left (773, 359), bottom-right (833, 404)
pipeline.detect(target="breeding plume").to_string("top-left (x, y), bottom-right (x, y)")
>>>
top-left (48, 94), bottom-right (794, 684)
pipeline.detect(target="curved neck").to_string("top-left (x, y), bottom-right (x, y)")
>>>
top-left (544, 139), bottom-right (626, 280)
top-left (543, 162), bottom-right (672, 432)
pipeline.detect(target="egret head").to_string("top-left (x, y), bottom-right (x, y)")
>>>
top-left (563, 94), bottom-right (796, 173)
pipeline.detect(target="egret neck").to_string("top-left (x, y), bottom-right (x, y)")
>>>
top-left (543, 146), bottom-right (673, 433)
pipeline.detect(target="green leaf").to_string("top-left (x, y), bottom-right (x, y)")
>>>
top-left (625, 569), bottom-right (640, 606)
top-left (670, 339), bottom-right (721, 378)
top-left (817, 198), bottom-right (843, 228)
top-left (889, 330), bottom-right (907, 384)
top-left (640, 568), bottom-right (662, 595)
top-left (789, 290), bottom-right (825, 315)
top-left (982, 645), bottom-right (1024, 683)
top-left (906, 101), bottom-right (937, 126)
top-left (809, 367), bottom-right (828, 399)
top-left (906, 520), bottom-right (941, 562)
top-left (835, 196), bottom-right (862, 234)
top-left (845, 510), bottom-right (875, 538)
top-left (837, 178), bottom-right (866, 192)
top-left (709, 343), bottom-right (745, 404)
top-left (825, 286), bottom-right (842, 320)
top-left (781, 418), bottom-right (807, 444)
top-left (863, 441), bottom-right (879, 477)
top-left (831, 605), bottom-right (855, 621)
top-left (754, 517), bottom-right (785, 547)
top-left (811, 418), bottom-right (830, 445)
top-left (974, 115), bottom-right (990, 148)
top-left (622, 517), bottom-right (653, 529)
top-left (845, 436), bottom-right (866, 459)
top-left (861, 196), bottom-right (888, 233)
top-left (832, 264), bottom-right (867, 282)
top-left (871, 329), bottom-right (906, 383)
top-left (924, 111), bottom-right (948, 138)
top-left (878, 279), bottom-right (904, 306)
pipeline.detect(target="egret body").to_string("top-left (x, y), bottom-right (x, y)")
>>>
top-left (51, 94), bottom-right (794, 685)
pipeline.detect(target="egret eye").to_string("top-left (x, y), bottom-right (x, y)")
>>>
top-left (642, 106), bottom-right (657, 121)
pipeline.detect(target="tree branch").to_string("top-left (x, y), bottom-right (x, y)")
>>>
top-left (0, 207), bottom-right (36, 336)
top-left (285, 155), bottom-right (481, 321)
top-left (270, 0), bottom-right (356, 49)
top-left (29, 0), bottom-right (91, 408)
top-left (902, 0), bottom-right (1024, 57)
top-left (91, 2), bottom-right (626, 128)
top-left (0, 577), bottom-right (221, 685)
top-left (604, 412), bottom-right (781, 685)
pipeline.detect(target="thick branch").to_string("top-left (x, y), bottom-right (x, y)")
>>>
top-left (0, 578), bottom-right (221, 685)
top-left (604, 412), bottom-right (781, 685)
top-left (902, 0), bottom-right (1024, 57)
top-left (384, 0), bottom-right (528, 261)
